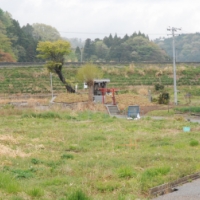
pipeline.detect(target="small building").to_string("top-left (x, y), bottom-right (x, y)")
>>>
top-left (93, 79), bottom-right (110, 102)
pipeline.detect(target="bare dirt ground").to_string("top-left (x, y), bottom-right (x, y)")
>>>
top-left (0, 93), bottom-right (170, 115)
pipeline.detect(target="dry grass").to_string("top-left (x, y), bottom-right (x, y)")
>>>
top-left (106, 93), bottom-right (153, 110)
top-left (144, 65), bottom-right (160, 73)
top-left (0, 144), bottom-right (30, 158)
top-left (32, 69), bottom-right (49, 78)
top-left (0, 135), bottom-right (19, 145)
top-left (137, 88), bottom-right (149, 96)
top-left (177, 66), bottom-right (187, 74)
top-left (155, 70), bottom-right (163, 77)
top-left (0, 97), bottom-right (49, 105)
top-left (163, 66), bottom-right (173, 75)
top-left (55, 93), bottom-right (153, 111)
top-left (137, 69), bottom-right (146, 76)
top-left (55, 93), bottom-right (88, 103)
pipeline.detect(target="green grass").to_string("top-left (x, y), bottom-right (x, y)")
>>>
top-left (0, 107), bottom-right (200, 199)
top-left (174, 106), bottom-right (200, 113)
top-left (27, 187), bottom-right (44, 197)
top-left (0, 172), bottom-right (21, 193)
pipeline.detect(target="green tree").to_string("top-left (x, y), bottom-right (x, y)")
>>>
top-left (83, 38), bottom-right (94, 61)
top-left (0, 9), bottom-right (16, 61)
top-left (94, 41), bottom-right (109, 61)
top-left (32, 23), bottom-right (61, 41)
top-left (37, 40), bottom-right (75, 93)
top-left (76, 63), bottom-right (102, 101)
top-left (21, 23), bottom-right (39, 62)
top-left (75, 46), bottom-right (81, 62)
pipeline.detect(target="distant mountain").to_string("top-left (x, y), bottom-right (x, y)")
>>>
top-left (155, 33), bottom-right (200, 62)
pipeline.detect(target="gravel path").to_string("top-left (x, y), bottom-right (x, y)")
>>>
top-left (153, 179), bottom-right (200, 200)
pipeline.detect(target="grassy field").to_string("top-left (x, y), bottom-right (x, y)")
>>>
top-left (0, 106), bottom-right (200, 200)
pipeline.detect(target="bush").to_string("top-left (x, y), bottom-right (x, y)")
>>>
top-left (158, 92), bottom-right (170, 104)
top-left (155, 83), bottom-right (164, 91)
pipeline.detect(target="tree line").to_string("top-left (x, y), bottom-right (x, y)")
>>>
top-left (0, 8), bottom-right (61, 62)
top-left (2, 7), bottom-right (200, 63)
top-left (155, 33), bottom-right (200, 62)
top-left (75, 33), bottom-right (170, 62)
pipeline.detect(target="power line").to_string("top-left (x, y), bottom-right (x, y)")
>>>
top-left (59, 31), bottom-right (168, 36)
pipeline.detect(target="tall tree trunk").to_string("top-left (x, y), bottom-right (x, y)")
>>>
top-left (88, 85), bottom-right (94, 102)
top-left (55, 68), bottom-right (75, 93)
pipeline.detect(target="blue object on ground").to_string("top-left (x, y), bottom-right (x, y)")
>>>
top-left (127, 105), bottom-right (140, 119)
top-left (183, 127), bottom-right (190, 132)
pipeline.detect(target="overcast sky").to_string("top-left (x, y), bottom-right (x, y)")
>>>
top-left (1, 0), bottom-right (200, 41)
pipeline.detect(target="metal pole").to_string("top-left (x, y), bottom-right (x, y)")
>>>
top-left (172, 29), bottom-right (177, 105)
top-left (50, 73), bottom-right (53, 99)
top-left (167, 27), bottom-right (181, 105)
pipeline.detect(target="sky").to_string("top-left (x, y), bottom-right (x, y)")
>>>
top-left (0, 0), bottom-right (200, 41)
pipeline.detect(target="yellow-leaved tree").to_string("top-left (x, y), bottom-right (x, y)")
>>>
top-left (76, 63), bottom-right (103, 102)
top-left (37, 40), bottom-right (75, 93)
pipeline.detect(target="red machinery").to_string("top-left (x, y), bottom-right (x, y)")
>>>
top-left (98, 88), bottom-right (118, 105)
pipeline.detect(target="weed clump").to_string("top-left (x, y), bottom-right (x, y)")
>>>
top-left (117, 166), bottom-right (136, 178)
top-left (12, 168), bottom-right (36, 179)
top-left (61, 154), bottom-right (74, 159)
top-left (67, 189), bottom-right (90, 200)
top-left (31, 158), bottom-right (41, 165)
top-left (22, 111), bottom-right (61, 119)
top-left (96, 181), bottom-right (119, 192)
top-left (190, 139), bottom-right (199, 147)
top-left (0, 172), bottom-right (21, 193)
top-left (140, 166), bottom-right (170, 191)
top-left (27, 187), bottom-right (44, 197)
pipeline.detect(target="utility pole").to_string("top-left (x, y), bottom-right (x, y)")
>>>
top-left (167, 27), bottom-right (181, 105)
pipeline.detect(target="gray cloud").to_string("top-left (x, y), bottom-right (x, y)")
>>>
top-left (0, 0), bottom-right (200, 40)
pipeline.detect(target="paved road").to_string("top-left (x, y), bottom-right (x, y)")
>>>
top-left (153, 179), bottom-right (200, 200)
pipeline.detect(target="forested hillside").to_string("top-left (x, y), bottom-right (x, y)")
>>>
top-left (155, 33), bottom-right (200, 62)
top-left (0, 8), bottom-right (62, 62)
top-left (0, 7), bottom-right (169, 63)
top-left (76, 33), bottom-right (170, 62)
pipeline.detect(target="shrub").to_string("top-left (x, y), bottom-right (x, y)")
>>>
top-left (158, 92), bottom-right (170, 104)
top-left (155, 83), bottom-right (164, 91)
